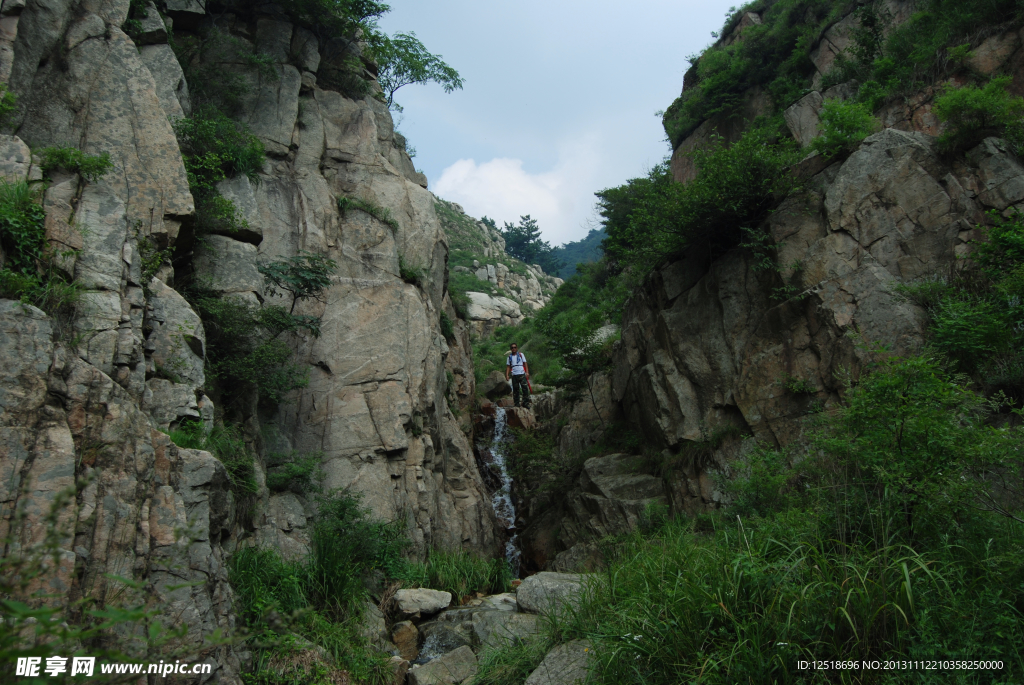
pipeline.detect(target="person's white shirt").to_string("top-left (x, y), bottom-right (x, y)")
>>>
top-left (507, 352), bottom-right (527, 375)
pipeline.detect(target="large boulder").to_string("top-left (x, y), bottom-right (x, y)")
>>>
top-left (472, 610), bottom-right (541, 649)
top-left (393, 588), bottom-right (453, 620)
top-left (525, 640), bottom-right (594, 685)
top-left (516, 572), bottom-right (586, 615)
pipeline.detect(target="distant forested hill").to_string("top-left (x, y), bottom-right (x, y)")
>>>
top-left (551, 227), bottom-right (605, 279)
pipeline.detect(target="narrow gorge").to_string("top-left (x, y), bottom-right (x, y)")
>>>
top-left (2, 0), bottom-right (1024, 683)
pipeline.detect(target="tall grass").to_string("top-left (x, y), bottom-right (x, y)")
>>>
top-left (539, 510), bottom-right (1024, 684)
top-left (230, 489), bottom-right (410, 684)
top-left (396, 549), bottom-right (512, 599)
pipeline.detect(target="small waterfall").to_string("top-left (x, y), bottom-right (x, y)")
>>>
top-left (489, 408), bottom-right (521, 576)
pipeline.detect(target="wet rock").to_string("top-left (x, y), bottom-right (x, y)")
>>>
top-left (407, 645), bottom-right (478, 685)
top-left (416, 620), bottom-right (473, 662)
top-left (392, 620), bottom-right (418, 661)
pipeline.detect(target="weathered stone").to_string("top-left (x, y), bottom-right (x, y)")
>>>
top-left (392, 620), bottom-right (419, 661)
top-left (784, 90), bottom-right (823, 147)
top-left (133, 1), bottom-right (166, 44)
top-left (163, 0), bottom-right (203, 14)
top-left (139, 43), bottom-right (190, 118)
top-left (472, 610), bottom-right (540, 649)
top-left (464, 292), bottom-right (521, 321)
top-left (143, 378), bottom-right (200, 429)
top-left (407, 645), bottom-right (478, 685)
top-left (214, 174), bottom-right (262, 243)
top-left (145, 277), bottom-right (205, 388)
top-left (968, 31), bottom-right (1019, 74)
top-left (17, 26), bottom-right (194, 244)
top-left (480, 370), bottom-right (511, 398)
top-left (524, 640), bottom-right (594, 685)
top-left (417, 620), bottom-right (473, 660)
top-left (393, 588), bottom-right (452, 619)
top-left (193, 234), bottom-right (263, 303)
top-left (516, 572), bottom-right (585, 615)
top-left (291, 27), bottom-right (320, 73)
top-left (255, 18), bottom-right (292, 63)
top-left (0, 134), bottom-right (31, 182)
top-left (238, 63), bottom-right (301, 156)
top-left (967, 137), bottom-right (1024, 210)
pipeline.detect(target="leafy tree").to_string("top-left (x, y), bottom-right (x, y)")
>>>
top-left (258, 251), bottom-right (338, 313)
top-left (500, 215), bottom-right (564, 275)
top-left (599, 123), bottom-right (799, 273)
top-left (278, 1), bottom-right (461, 110)
top-left (373, 32), bottom-right (463, 111)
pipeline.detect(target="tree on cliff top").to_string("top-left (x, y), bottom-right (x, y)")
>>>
top-left (501, 215), bottom-right (565, 276)
top-left (282, 0), bottom-right (463, 110)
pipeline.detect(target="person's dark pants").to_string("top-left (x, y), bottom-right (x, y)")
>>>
top-left (511, 374), bottom-right (530, 408)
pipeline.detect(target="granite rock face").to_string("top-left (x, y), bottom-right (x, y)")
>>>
top-left (0, 1), bottom-right (501, 678)
top-left (0, 302), bottom-right (242, 683)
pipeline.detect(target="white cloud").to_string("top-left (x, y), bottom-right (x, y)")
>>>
top-left (432, 135), bottom-right (607, 246)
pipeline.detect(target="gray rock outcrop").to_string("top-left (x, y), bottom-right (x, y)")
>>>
top-left (524, 640), bottom-right (595, 685)
top-left (516, 572), bottom-right (586, 615)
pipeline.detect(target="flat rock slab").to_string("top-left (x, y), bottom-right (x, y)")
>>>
top-left (407, 645), bottom-right (478, 685)
top-left (517, 572), bottom-right (585, 615)
top-left (525, 640), bottom-right (594, 685)
top-left (394, 588), bottom-right (453, 619)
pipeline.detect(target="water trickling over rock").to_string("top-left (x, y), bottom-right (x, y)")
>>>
top-left (488, 408), bottom-right (522, 576)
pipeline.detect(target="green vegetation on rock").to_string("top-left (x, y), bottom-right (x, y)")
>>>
top-left (662, 0), bottom-right (855, 147)
top-left (600, 120), bottom-right (800, 273)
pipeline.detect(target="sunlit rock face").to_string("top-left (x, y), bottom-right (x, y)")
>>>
top-left (0, 1), bottom-right (500, 679)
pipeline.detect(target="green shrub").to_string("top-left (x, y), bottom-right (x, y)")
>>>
top-left (398, 255), bottom-right (420, 284)
top-left (0, 180), bottom-right (46, 275)
top-left (439, 310), bottom-right (455, 340)
top-left (934, 76), bottom-right (1024, 154)
top-left (174, 107), bottom-right (265, 236)
top-left (337, 195), bottom-right (400, 232)
top-left (661, 0), bottom-right (853, 147)
top-left (599, 122), bottom-right (800, 273)
top-left (168, 422), bottom-right (259, 525)
top-left (809, 98), bottom-right (878, 157)
top-left (781, 374), bottom-right (816, 394)
top-left (36, 146), bottom-right (113, 183)
top-left (930, 297), bottom-right (1009, 370)
top-left (266, 451), bottom-right (321, 493)
top-left (229, 489), bottom-right (406, 683)
top-left (190, 294), bottom-right (314, 402)
top-left (0, 82), bottom-right (16, 129)
top-left (0, 180), bottom-right (80, 331)
top-left (479, 348), bottom-right (1024, 684)
top-left (473, 636), bottom-right (551, 685)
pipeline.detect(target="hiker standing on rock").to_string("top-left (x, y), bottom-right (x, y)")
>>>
top-left (505, 343), bottom-right (531, 409)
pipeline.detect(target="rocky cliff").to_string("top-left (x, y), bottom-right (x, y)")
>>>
top-left (520, 2), bottom-right (1024, 572)
top-left (0, 1), bottom-right (501, 678)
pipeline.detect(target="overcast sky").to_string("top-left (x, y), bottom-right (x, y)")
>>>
top-left (377, 0), bottom-right (738, 247)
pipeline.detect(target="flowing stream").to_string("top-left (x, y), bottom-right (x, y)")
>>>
top-left (489, 408), bottom-right (521, 576)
